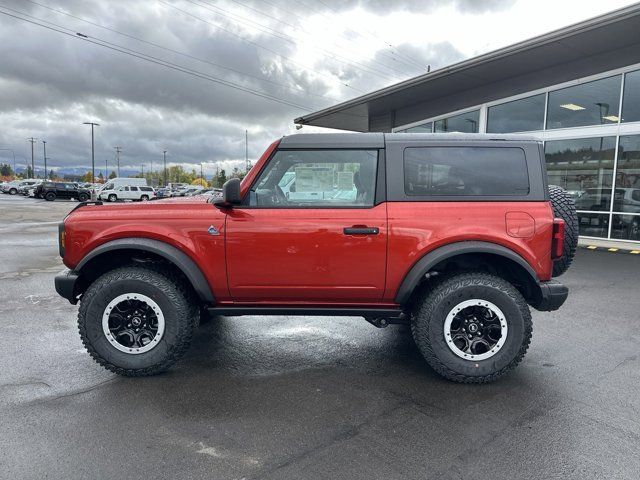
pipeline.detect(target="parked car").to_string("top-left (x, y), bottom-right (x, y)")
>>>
top-left (1, 179), bottom-right (38, 195)
top-left (98, 185), bottom-right (156, 202)
top-left (36, 181), bottom-right (92, 202)
top-left (55, 133), bottom-right (578, 383)
top-left (97, 177), bottom-right (148, 196)
top-left (155, 187), bottom-right (172, 198)
top-left (18, 179), bottom-right (43, 195)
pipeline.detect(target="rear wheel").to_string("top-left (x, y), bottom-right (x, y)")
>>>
top-left (412, 272), bottom-right (532, 383)
top-left (9, 188), bottom-right (17, 195)
top-left (78, 193), bottom-right (89, 202)
top-left (140, 194), bottom-right (149, 201)
top-left (549, 185), bottom-right (578, 277)
top-left (78, 265), bottom-right (199, 376)
top-left (44, 192), bottom-right (56, 201)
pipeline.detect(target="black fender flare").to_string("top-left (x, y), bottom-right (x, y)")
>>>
top-left (394, 241), bottom-right (539, 305)
top-left (75, 238), bottom-right (215, 303)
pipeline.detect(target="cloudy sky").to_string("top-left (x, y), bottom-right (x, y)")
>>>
top-left (0, 0), bottom-right (636, 177)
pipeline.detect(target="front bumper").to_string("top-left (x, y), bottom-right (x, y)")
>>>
top-left (534, 280), bottom-right (568, 311)
top-left (54, 269), bottom-right (80, 304)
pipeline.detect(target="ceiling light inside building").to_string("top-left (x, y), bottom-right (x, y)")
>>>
top-left (560, 103), bottom-right (586, 111)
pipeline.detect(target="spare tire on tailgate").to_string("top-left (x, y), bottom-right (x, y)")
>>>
top-left (549, 185), bottom-right (578, 277)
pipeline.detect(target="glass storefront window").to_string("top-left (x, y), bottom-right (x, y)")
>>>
top-left (578, 213), bottom-right (609, 238)
top-left (434, 110), bottom-right (479, 133)
top-left (622, 70), bottom-right (640, 123)
top-left (487, 94), bottom-right (545, 133)
top-left (544, 137), bottom-right (616, 211)
top-left (611, 214), bottom-right (640, 241)
top-left (614, 135), bottom-right (640, 214)
top-left (403, 122), bottom-right (433, 133)
top-left (546, 75), bottom-right (621, 129)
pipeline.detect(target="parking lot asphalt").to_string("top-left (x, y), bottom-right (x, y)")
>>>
top-left (1, 193), bottom-right (639, 480)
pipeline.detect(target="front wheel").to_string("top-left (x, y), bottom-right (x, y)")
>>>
top-left (108, 194), bottom-right (117, 202)
top-left (78, 193), bottom-right (89, 202)
top-left (45, 192), bottom-right (56, 201)
top-left (78, 265), bottom-right (199, 376)
top-left (412, 272), bottom-right (532, 383)
top-left (9, 188), bottom-right (17, 195)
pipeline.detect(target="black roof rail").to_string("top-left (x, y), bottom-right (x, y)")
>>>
top-left (69, 200), bottom-right (103, 214)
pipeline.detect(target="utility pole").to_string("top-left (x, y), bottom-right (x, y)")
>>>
top-left (27, 137), bottom-right (36, 178)
top-left (114, 146), bottom-right (122, 176)
top-left (245, 129), bottom-right (249, 172)
top-left (141, 163), bottom-right (145, 177)
top-left (105, 158), bottom-right (108, 179)
top-left (83, 122), bottom-right (99, 183)
top-left (200, 162), bottom-right (203, 184)
top-left (162, 150), bottom-right (167, 187)
top-left (42, 140), bottom-right (47, 180)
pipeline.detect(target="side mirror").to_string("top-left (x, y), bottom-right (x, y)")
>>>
top-left (218, 178), bottom-right (241, 206)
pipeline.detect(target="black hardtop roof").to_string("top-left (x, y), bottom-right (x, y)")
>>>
top-left (279, 132), bottom-right (541, 149)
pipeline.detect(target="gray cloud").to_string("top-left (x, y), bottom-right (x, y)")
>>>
top-left (0, 0), bottom-right (503, 175)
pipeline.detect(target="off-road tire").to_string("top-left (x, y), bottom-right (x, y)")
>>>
top-left (549, 185), bottom-right (578, 277)
top-left (78, 193), bottom-right (89, 202)
top-left (108, 194), bottom-right (117, 202)
top-left (44, 192), bottom-right (56, 201)
top-left (411, 272), bottom-right (532, 383)
top-left (78, 265), bottom-right (199, 376)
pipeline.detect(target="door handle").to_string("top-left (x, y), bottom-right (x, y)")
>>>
top-left (343, 226), bottom-right (379, 235)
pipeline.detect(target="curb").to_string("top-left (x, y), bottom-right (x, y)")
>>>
top-left (579, 245), bottom-right (640, 255)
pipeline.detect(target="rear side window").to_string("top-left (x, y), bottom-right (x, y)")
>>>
top-left (403, 146), bottom-right (529, 196)
top-left (140, 186), bottom-right (153, 191)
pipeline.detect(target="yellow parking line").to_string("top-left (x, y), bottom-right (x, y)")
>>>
top-left (608, 248), bottom-right (619, 252)
top-left (586, 245), bottom-right (598, 250)
top-left (631, 250), bottom-right (640, 255)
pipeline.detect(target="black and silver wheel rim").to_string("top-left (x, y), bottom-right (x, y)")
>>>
top-left (102, 293), bottom-right (165, 354)
top-left (444, 299), bottom-right (507, 361)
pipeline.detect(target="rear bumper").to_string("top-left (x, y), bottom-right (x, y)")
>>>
top-left (54, 269), bottom-right (80, 304)
top-left (534, 280), bottom-right (568, 311)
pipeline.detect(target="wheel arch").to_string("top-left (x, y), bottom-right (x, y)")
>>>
top-left (74, 238), bottom-right (215, 303)
top-left (395, 241), bottom-right (542, 307)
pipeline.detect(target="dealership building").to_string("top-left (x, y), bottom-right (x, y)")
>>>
top-left (295, 4), bottom-right (640, 248)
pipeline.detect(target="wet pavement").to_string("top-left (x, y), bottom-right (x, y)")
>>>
top-left (1, 193), bottom-right (639, 479)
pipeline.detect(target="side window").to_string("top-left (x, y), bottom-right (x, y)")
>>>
top-left (403, 147), bottom-right (529, 196)
top-left (130, 186), bottom-right (138, 191)
top-left (249, 149), bottom-right (378, 207)
top-left (104, 183), bottom-right (113, 190)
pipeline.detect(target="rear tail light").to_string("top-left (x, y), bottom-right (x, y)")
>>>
top-left (552, 218), bottom-right (565, 259)
top-left (58, 222), bottom-right (66, 258)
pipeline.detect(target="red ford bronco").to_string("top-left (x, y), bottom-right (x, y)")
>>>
top-left (55, 133), bottom-right (577, 383)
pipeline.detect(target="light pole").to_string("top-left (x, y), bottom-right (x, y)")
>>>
top-left (200, 162), bottom-right (203, 184)
top-left (0, 149), bottom-right (16, 176)
top-left (42, 140), bottom-right (47, 180)
top-left (141, 163), bottom-right (145, 177)
top-left (114, 146), bottom-right (122, 177)
top-left (83, 122), bottom-right (99, 182)
top-left (163, 150), bottom-right (167, 187)
top-left (105, 158), bottom-right (108, 180)
top-left (27, 137), bottom-right (36, 177)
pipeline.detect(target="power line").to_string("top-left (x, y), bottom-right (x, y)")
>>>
top-left (157, 0), bottom-right (365, 92)
top-left (298, 0), bottom-right (428, 72)
top-left (189, 0), bottom-right (408, 81)
top-left (0, 7), bottom-right (316, 111)
top-left (229, 0), bottom-right (424, 76)
top-left (23, 0), bottom-right (342, 103)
